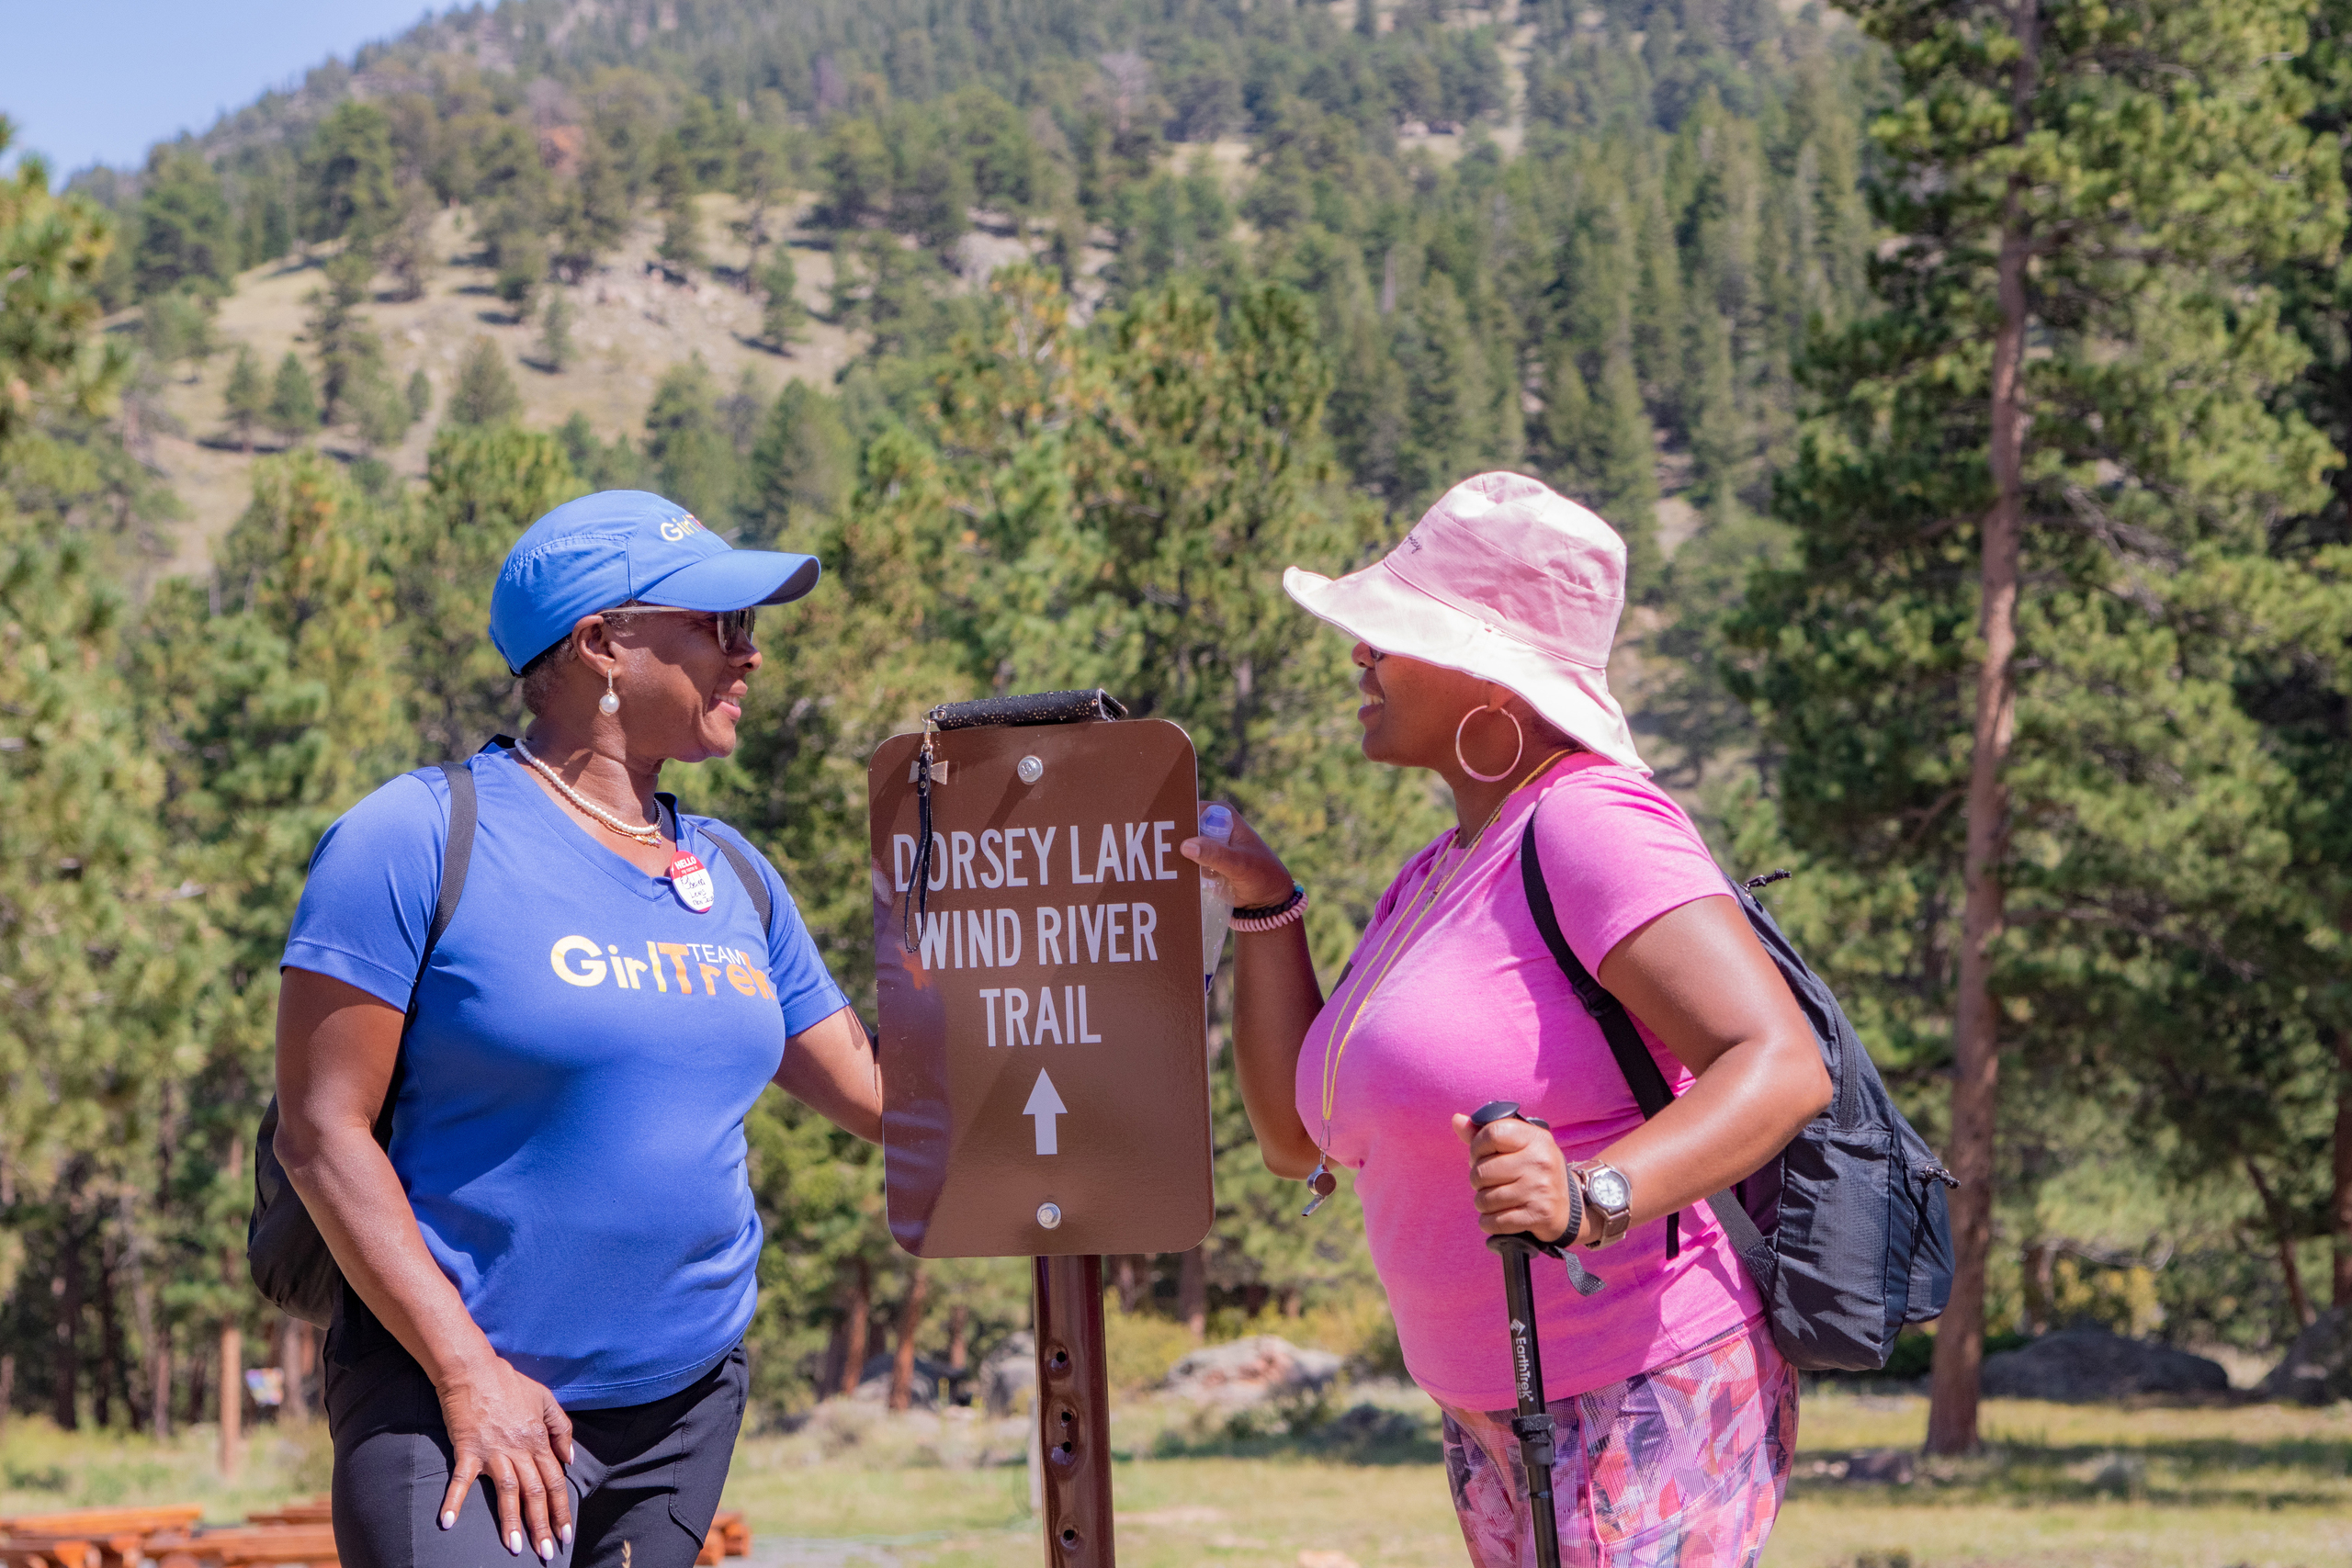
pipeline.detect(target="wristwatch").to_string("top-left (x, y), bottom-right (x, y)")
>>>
top-left (1571, 1160), bottom-right (1634, 1247)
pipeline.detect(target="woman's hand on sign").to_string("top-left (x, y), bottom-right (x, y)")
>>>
top-left (1181, 806), bottom-right (1295, 909)
top-left (1453, 1111), bottom-right (1586, 1247)
top-left (435, 1355), bottom-right (575, 1559)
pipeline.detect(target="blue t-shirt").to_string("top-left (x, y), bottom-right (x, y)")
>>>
top-left (282, 746), bottom-right (850, 1409)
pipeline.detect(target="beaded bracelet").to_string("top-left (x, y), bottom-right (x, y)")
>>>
top-left (1231, 883), bottom-right (1308, 932)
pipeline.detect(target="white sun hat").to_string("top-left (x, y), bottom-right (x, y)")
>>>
top-left (1282, 471), bottom-right (1648, 774)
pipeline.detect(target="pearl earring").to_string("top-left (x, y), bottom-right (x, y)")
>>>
top-left (599, 669), bottom-right (620, 716)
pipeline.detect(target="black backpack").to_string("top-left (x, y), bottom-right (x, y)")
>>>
top-left (1519, 823), bottom-right (1957, 1372)
top-left (248, 750), bottom-right (780, 1328)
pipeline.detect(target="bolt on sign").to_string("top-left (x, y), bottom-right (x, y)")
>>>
top-left (868, 706), bottom-right (1215, 1259)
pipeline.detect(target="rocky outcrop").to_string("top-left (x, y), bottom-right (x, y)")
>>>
top-left (2259, 1308), bottom-right (2352, 1405)
top-left (1163, 1335), bottom-right (1342, 1404)
top-left (1979, 1325), bottom-right (2228, 1402)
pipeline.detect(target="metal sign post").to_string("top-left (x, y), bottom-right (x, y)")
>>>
top-left (868, 700), bottom-right (1215, 1568)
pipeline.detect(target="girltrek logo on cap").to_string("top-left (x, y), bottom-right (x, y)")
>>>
top-left (659, 513), bottom-right (707, 542)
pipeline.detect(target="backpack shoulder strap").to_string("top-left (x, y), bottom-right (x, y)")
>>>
top-left (1517, 821), bottom-right (1674, 1117)
top-left (375, 759), bottom-right (476, 1144)
top-left (1516, 818), bottom-right (1771, 1269)
top-left (694, 816), bottom-right (775, 935)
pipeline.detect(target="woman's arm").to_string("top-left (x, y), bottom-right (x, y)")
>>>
top-left (1458, 895), bottom-right (1832, 1244)
top-left (1183, 813), bottom-right (1325, 1179)
top-left (273, 968), bottom-right (575, 1560)
top-left (774, 1003), bottom-right (883, 1142)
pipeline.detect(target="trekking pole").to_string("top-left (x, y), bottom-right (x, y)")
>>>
top-left (1469, 1100), bottom-right (1604, 1568)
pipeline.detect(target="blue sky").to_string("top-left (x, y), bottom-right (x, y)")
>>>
top-left (0, 0), bottom-right (442, 174)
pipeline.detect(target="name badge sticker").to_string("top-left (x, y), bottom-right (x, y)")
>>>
top-left (668, 851), bottom-right (716, 913)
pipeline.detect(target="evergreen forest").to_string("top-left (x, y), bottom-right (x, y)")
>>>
top-left (4, 0), bottom-right (2351, 1460)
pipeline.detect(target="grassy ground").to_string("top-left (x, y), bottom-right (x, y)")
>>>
top-left (6, 1389), bottom-right (2348, 1565)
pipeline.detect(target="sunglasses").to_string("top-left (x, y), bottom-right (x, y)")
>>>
top-left (604, 605), bottom-right (759, 655)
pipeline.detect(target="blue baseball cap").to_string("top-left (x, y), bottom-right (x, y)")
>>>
top-left (489, 490), bottom-right (822, 673)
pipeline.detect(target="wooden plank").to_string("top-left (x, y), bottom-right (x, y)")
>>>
top-left (144, 1526), bottom-right (338, 1567)
top-left (0, 1508), bottom-right (203, 1532)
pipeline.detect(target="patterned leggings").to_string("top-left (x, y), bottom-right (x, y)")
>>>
top-left (1437, 1320), bottom-right (1796, 1568)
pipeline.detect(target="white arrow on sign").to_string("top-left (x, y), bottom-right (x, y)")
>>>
top-left (1023, 1070), bottom-right (1068, 1156)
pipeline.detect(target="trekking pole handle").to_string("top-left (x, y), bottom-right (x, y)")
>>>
top-left (1468, 1101), bottom-right (1603, 1298)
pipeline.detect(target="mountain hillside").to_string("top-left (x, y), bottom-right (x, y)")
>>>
top-left (130, 194), bottom-right (864, 575)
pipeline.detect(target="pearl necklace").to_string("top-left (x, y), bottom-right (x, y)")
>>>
top-left (514, 739), bottom-right (663, 845)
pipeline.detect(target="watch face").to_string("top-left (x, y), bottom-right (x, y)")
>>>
top-left (1588, 1169), bottom-right (1631, 1211)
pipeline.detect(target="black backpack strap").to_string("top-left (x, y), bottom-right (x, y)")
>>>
top-left (693, 814), bottom-right (775, 934)
top-left (373, 760), bottom-right (477, 1145)
top-left (1516, 821), bottom-right (1770, 1269)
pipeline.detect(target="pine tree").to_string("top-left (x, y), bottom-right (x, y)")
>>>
top-left (445, 336), bottom-right (522, 429)
top-left (133, 144), bottom-right (238, 299)
top-left (390, 424), bottom-right (581, 757)
top-left (654, 134), bottom-right (705, 275)
top-left (1743, 0), bottom-right (2341, 1452)
top-left (307, 249), bottom-right (385, 425)
top-left (266, 352), bottom-right (320, 445)
top-left (405, 368), bottom-right (433, 424)
top-left (222, 345), bottom-right (266, 453)
top-left (0, 132), bottom-right (206, 1429)
top-left (539, 291), bottom-right (574, 373)
top-left (741, 379), bottom-right (852, 547)
top-left (759, 252), bottom-right (805, 351)
top-left (643, 354), bottom-right (739, 522)
top-left (300, 101), bottom-right (400, 245)
top-left (138, 453), bottom-right (419, 1428)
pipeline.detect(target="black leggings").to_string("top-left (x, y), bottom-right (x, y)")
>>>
top-left (323, 1304), bottom-right (746, 1568)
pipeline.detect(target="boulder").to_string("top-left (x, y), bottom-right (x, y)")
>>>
top-left (978, 1330), bottom-right (1036, 1416)
top-left (1979, 1325), bottom-right (2228, 1403)
top-left (2259, 1307), bottom-right (2352, 1405)
top-left (851, 1351), bottom-right (957, 1405)
top-left (1163, 1335), bottom-right (1342, 1404)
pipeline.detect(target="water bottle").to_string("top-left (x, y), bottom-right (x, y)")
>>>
top-left (1197, 803), bottom-right (1236, 999)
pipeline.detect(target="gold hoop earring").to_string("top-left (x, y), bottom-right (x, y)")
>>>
top-left (1454, 706), bottom-right (1522, 784)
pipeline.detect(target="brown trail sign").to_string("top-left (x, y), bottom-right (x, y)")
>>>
top-left (868, 696), bottom-right (1216, 1567)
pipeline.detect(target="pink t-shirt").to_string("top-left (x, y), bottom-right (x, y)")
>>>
top-left (1295, 753), bottom-right (1764, 1410)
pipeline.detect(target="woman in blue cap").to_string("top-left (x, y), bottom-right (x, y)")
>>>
top-left (272, 491), bottom-right (880, 1566)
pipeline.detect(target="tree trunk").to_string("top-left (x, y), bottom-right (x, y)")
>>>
top-left (280, 1317), bottom-right (314, 1425)
top-left (187, 1341), bottom-right (208, 1429)
top-left (218, 1315), bottom-right (243, 1477)
top-left (153, 1337), bottom-right (175, 1440)
top-left (2020, 1241), bottom-right (2055, 1337)
top-left (52, 1207), bottom-right (85, 1431)
top-left (96, 1241), bottom-right (122, 1430)
top-left (947, 1303), bottom-right (970, 1380)
top-left (888, 1263), bottom-right (930, 1413)
top-left (1928, 6), bottom-right (2038, 1452)
top-left (120, 1191), bottom-right (160, 1437)
top-left (0, 1353), bottom-right (15, 1434)
top-left (838, 1258), bottom-right (871, 1399)
top-left (1177, 1246), bottom-right (1207, 1342)
top-left (2333, 1025), bottom-right (2352, 1308)
top-left (2247, 1158), bottom-right (2314, 1329)
top-left (1114, 1255), bottom-right (1141, 1314)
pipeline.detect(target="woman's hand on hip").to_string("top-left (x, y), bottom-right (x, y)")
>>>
top-left (1180, 805), bottom-right (1295, 909)
top-left (435, 1355), bottom-right (575, 1560)
top-left (1453, 1112), bottom-right (1585, 1247)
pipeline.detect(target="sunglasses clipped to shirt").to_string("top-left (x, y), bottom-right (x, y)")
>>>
top-left (605, 605), bottom-right (759, 655)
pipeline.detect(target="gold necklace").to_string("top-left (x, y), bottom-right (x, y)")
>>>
top-left (515, 739), bottom-right (664, 845)
top-left (1302, 751), bottom-right (1571, 1214)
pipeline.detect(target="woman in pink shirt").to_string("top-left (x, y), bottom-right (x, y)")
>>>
top-left (1184, 473), bottom-right (1832, 1566)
